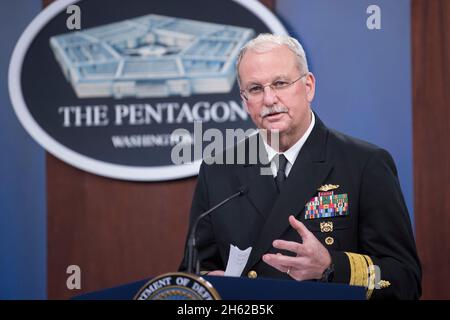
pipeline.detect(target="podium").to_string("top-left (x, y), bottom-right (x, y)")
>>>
top-left (74, 274), bottom-right (366, 300)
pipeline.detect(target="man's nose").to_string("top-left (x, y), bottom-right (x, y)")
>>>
top-left (262, 85), bottom-right (279, 106)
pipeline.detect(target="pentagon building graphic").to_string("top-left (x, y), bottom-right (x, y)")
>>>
top-left (50, 14), bottom-right (254, 99)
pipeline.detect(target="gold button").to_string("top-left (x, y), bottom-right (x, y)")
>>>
top-left (325, 236), bottom-right (334, 245)
top-left (247, 270), bottom-right (257, 279)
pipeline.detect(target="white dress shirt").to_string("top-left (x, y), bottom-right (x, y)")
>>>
top-left (262, 111), bottom-right (316, 178)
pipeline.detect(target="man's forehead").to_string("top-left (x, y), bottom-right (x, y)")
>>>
top-left (241, 44), bottom-right (294, 61)
top-left (239, 61), bottom-right (298, 84)
top-left (239, 46), bottom-right (296, 70)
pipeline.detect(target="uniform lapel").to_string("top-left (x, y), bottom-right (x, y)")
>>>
top-left (235, 134), bottom-right (278, 218)
top-left (244, 115), bottom-right (333, 273)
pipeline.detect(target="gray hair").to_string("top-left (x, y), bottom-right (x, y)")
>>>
top-left (236, 33), bottom-right (309, 85)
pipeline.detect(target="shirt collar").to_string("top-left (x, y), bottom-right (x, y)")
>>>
top-left (262, 110), bottom-right (316, 166)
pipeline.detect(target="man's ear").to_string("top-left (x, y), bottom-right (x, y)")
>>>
top-left (242, 98), bottom-right (250, 113)
top-left (305, 72), bottom-right (316, 102)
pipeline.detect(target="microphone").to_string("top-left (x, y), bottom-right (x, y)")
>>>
top-left (187, 186), bottom-right (248, 275)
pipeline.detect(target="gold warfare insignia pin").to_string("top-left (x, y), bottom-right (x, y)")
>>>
top-left (320, 221), bottom-right (333, 233)
top-left (317, 184), bottom-right (340, 192)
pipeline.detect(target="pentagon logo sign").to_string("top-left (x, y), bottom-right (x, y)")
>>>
top-left (9, 0), bottom-right (287, 181)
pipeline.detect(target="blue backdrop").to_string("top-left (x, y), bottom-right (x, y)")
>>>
top-left (0, 0), bottom-right (46, 299)
top-left (276, 0), bottom-right (414, 222)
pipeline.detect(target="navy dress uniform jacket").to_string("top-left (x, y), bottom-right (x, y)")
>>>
top-left (180, 114), bottom-right (421, 299)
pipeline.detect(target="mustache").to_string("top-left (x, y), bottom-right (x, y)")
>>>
top-left (260, 105), bottom-right (289, 118)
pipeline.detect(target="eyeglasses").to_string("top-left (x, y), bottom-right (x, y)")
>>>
top-left (240, 73), bottom-right (307, 102)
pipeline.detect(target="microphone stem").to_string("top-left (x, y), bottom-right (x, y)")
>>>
top-left (188, 189), bottom-right (244, 275)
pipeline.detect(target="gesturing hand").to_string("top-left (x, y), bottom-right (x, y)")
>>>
top-left (262, 215), bottom-right (332, 281)
top-left (207, 270), bottom-right (225, 276)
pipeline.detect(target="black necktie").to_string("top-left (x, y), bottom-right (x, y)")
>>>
top-left (275, 154), bottom-right (288, 193)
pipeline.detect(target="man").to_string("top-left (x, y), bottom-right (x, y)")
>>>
top-left (180, 34), bottom-right (421, 299)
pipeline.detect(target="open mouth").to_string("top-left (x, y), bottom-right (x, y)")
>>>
top-left (264, 111), bottom-right (287, 119)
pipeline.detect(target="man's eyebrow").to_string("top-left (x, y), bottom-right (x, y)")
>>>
top-left (247, 80), bottom-right (261, 85)
top-left (246, 75), bottom-right (290, 85)
top-left (268, 75), bottom-right (291, 82)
